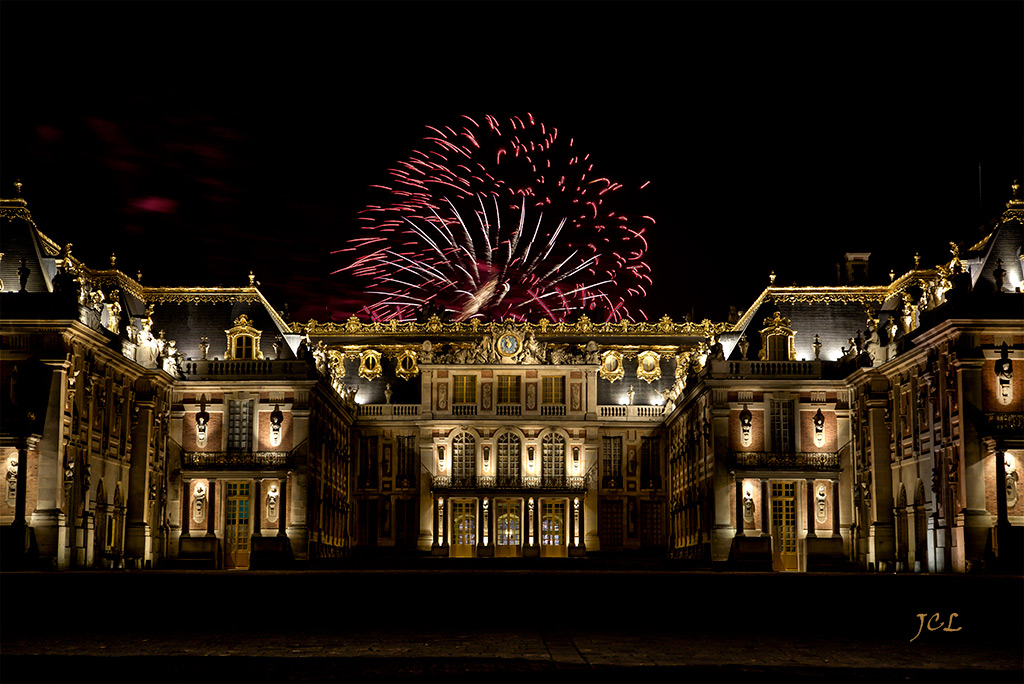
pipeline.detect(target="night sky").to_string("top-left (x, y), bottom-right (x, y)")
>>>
top-left (2, 1), bottom-right (1021, 323)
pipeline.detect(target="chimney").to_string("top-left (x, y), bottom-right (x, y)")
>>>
top-left (843, 252), bottom-right (871, 284)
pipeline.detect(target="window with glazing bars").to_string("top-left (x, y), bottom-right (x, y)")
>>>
top-left (641, 437), bottom-right (660, 482)
top-left (228, 399), bottom-right (253, 451)
top-left (396, 435), bottom-right (415, 481)
top-left (497, 432), bottom-right (521, 480)
top-left (453, 375), bottom-right (475, 404)
top-left (542, 376), bottom-right (565, 405)
top-left (770, 400), bottom-right (793, 452)
top-left (541, 500), bottom-right (564, 546)
top-left (542, 433), bottom-right (565, 481)
top-left (452, 432), bottom-right (476, 479)
top-left (497, 375), bottom-right (521, 405)
top-left (602, 436), bottom-right (622, 478)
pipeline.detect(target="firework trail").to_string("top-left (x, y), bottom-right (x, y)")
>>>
top-left (336, 113), bottom-right (654, 322)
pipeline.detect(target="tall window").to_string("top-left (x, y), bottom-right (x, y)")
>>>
top-left (542, 376), bottom-right (565, 405)
top-left (360, 436), bottom-right (378, 488)
top-left (228, 399), bottom-right (253, 451)
top-left (599, 500), bottom-right (624, 548)
top-left (641, 437), bottom-right (660, 487)
top-left (453, 376), bottom-right (475, 404)
top-left (396, 435), bottom-right (415, 483)
top-left (541, 501), bottom-right (564, 547)
top-left (497, 375), bottom-right (521, 405)
top-left (496, 501), bottom-right (521, 548)
top-left (452, 432), bottom-right (476, 480)
top-left (602, 436), bottom-right (623, 482)
top-left (497, 431), bottom-right (521, 483)
top-left (542, 432), bottom-right (565, 484)
top-left (770, 399), bottom-right (794, 452)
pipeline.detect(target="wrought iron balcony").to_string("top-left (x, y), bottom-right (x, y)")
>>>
top-left (431, 474), bottom-right (588, 492)
top-left (729, 451), bottom-right (840, 472)
top-left (182, 451), bottom-right (293, 471)
top-left (986, 412), bottom-right (1023, 435)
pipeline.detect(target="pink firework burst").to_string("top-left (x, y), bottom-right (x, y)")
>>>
top-left (335, 113), bottom-right (654, 322)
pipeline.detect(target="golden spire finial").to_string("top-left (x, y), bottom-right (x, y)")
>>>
top-left (1009, 179), bottom-right (1023, 207)
top-left (913, 253), bottom-right (921, 269)
top-left (769, 270), bottom-right (776, 285)
top-left (110, 253), bottom-right (117, 269)
top-left (13, 180), bottom-right (22, 197)
top-left (889, 269), bottom-right (895, 283)
top-left (248, 270), bottom-right (256, 287)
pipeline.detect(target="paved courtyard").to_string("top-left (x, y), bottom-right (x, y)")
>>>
top-left (2, 568), bottom-right (1022, 682)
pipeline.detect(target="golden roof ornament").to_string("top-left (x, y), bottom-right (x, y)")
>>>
top-left (1003, 179), bottom-right (1024, 223)
top-left (13, 180), bottom-right (22, 197)
top-left (769, 271), bottom-right (776, 285)
top-left (110, 253), bottom-right (117, 269)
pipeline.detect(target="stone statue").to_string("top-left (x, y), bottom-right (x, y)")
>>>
top-left (17, 258), bottom-right (29, 292)
top-left (995, 342), bottom-right (1013, 405)
top-left (742, 487), bottom-right (755, 523)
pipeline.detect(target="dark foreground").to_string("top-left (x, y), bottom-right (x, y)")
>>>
top-left (2, 567), bottom-right (1022, 683)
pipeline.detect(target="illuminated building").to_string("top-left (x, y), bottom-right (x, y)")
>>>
top-left (2, 181), bottom-right (1020, 571)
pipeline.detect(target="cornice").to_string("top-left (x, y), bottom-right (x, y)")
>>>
top-left (294, 314), bottom-right (731, 339)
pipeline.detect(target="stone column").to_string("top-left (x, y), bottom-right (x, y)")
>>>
top-left (180, 477), bottom-right (192, 537)
top-left (252, 478), bottom-right (262, 537)
top-left (206, 479), bottom-right (216, 537)
top-left (30, 362), bottom-right (69, 565)
top-left (277, 474), bottom-right (288, 537)
top-left (125, 401), bottom-right (154, 563)
top-left (832, 478), bottom-right (841, 537)
top-left (13, 437), bottom-right (29, 529)
top-left (760, 479), bottom-right (770, 536)
top-left (867, 393), bottom-right (894, 568)
top-left (735, 474), bottom-right (744, 536)
top-left (431, 495), bottom-right (441, 552)
top-left (805, 478), bottom-right (817, 538)
top-left (957, 359), bottom-right (989, 568)
top-left (577, 495), bottom-right (586, 552)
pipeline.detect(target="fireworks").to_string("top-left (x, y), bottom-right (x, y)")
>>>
top-left (336, 113), bottom-right (654, 322)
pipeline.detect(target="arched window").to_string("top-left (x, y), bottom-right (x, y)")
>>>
top-left (497, 431), bottom-right (521, 485)
top-left (541, 432), bottom-right (565, 485)
top-left (451, 432), bottom-right (476, 483)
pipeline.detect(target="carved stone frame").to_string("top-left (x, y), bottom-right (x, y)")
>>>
top-left (636, 350), bottom-right (662, 384)
top-left (225, 314), bottom-right (264, 360)
top-left (758, 311), bottom-right (796, 361)
top-left (599, 350), bottom-right (625, 383)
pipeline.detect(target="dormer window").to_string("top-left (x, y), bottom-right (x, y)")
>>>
top-left (225, 315), bottom-right (263, 360)
top-left (234, 335), bottom-right (255, 359)
top-left (758, 311), bottom-right (796, 361)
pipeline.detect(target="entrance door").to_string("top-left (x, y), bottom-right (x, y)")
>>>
top-left (540, 500), bottom-right (567, 558)
top-left (224, 482), bottom-right (251, 569)
top-left (771, 481), bottom-right (798, 571)
top-left (451, 500), bottom-right (476, 557)
top-left (495, 500), bottom-right (521, 557)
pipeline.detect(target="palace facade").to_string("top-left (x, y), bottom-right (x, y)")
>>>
top-left (2, 182), bottom-right (1021, 572)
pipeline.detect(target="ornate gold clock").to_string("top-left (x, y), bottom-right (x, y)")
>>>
top-left (496, 332), bottom-right (522, 358)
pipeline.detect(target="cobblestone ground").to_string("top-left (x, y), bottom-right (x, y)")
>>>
top-left (3, 569), bottom-right (1022, 683)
